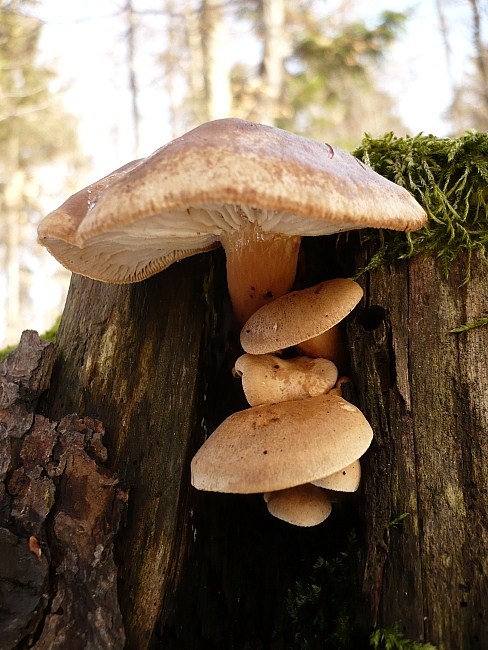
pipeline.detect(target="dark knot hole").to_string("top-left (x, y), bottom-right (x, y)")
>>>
top-left (358, 305), bottom-right (386, 332)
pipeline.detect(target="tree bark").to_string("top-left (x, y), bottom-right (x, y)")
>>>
top-left (349, 247), bottom-right (488, 649)
top-left (23, 237), bottom-right (487, 649)
top-left (39, 250), bottom-right (348, 649)
top-left (0, 331), bottom-right (126, 650)
top-left (40, 254), bottom-right (215, 648)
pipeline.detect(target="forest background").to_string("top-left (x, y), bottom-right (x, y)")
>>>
top-left (1, 0), bottom-right (487, 347)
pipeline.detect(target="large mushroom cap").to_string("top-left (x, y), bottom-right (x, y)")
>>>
top-left (191, 392), bottom-right (373, 494)
top-left (241, 278), bottom-right (363, 354)
top-left (38, 118), bottom-right (426, 288)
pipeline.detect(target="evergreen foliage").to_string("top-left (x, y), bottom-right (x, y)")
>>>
top-left (0, 0), bottom-right (78, 168)
top-left (281, 9), bottom-right (408, 147)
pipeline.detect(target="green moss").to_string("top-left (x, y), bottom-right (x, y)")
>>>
top-left (450, 314), bottom-right (488, 333)
top-left (0, 344), bottom-right (16, 362)
top-left (388, 512), bottom-right (410, 528)
top-left (370, 626), bottom-right (438, 650)
top-left (352, 131), bottom-right (488, 281)
top-left (40, 315), bottom-right (61, 343)
top-left (286, 529), bottom-right (365, 649)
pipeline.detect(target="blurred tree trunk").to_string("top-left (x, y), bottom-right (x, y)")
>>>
top-left (123, 0), bottom-right (142, 157)
top-left (468, 0), bottom-right (488, 110)
top-left (348, 247), bottom-right (488, 649)
top-left (200, 0), bottom-right (232, 119)
top-left (253, 0), bottom-right (290, 123)
top-left (3, 135), bottom-right (24, 344)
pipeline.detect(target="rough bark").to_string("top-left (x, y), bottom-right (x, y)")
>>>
top-left (40, 255), bottom-right (215, 649)
top-left (7, 237), bottom-right (486, 648)
top-left (0, 331), bottom-right (125, 650)
top-left (349, 248), bottom-right (488, 649)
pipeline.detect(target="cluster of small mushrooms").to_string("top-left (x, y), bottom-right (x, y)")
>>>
top-left (192, 278), bottom-right (372, 526)
top-left (37, 118), bottom-right (426, 527)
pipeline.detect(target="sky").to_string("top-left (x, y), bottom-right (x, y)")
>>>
top-left (31, 0), bottom-right (479, 183)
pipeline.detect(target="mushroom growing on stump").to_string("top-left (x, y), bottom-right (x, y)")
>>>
top-left (240, 278), bottom-right (364, 356)
top-left (190, 393), bottom-right (373, 494)
top-left (38, 118), bottom-right (426, 324)
top-left (312, 459), bottom-right (361, 492)
top-left (264, 484), bottom-right (333, 527)
top-left (233, 353), bottom-right (338, 406)
top-left (233, 344), bottom-right (362, 525)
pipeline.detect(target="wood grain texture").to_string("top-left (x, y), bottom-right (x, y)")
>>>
top-left (348, 250), bottom-right (488, 649)
top-left (41, 254), bottom-right (215, 649)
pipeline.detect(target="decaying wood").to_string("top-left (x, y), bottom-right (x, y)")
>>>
top-left (38, 250), bottom-right (361, 649)
top-left (7, 236), bottom-right (484, 648)
top-left (348, 249), bottom-right (488, 649)
top-left (40, 256), bottom-right (216, 648)
top-left (0, 331), bottom-right (126, 650)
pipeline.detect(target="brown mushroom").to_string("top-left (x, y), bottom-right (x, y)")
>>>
top-left (264, 484), bottom-right (333, 527)
top-left (312, 459), bottom-right (361, 492)
top-left (296, 324), bottom-right (346, 368)
top-left (233, 353), bottom-right (338, 406)
top-left (38, 118), bottom-right (426, 324)
top-left (190, 392), bottom-right (373, 494)
top-left (240, 278), bottom-right (363, 355)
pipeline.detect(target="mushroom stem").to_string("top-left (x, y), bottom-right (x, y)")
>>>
top-left (220, 221), bottom-right (300, 324)
top-left (297, 324), bottom-right (347, 369)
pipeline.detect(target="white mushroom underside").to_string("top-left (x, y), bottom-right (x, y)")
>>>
top-left (43, 204), bottom-right (362, 283)
top-left (80, 203), bottom-right (361, 244)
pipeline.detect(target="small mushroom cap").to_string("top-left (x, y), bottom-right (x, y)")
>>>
top-left (265, 484), bottom-right (333, 527)
top-left (312, 459), bottom-right (361, 492)
top-left (191, 393), bottom-right (373, 494)
top-left (241, 278), bottom-right (363, 355)
top-left (234, 353), bottom-right (338, 406)
top-left (38, 118), bottom-right (426, 283)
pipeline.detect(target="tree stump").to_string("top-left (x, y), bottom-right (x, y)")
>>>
top-left (349, 248), bottom-right (488, 649)
top-left (14, 237), bottom-right (485, 649)
top-left (40, 254), bottom-right (217, 648)
top-left (39, 249), bottom-right (357, 649)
